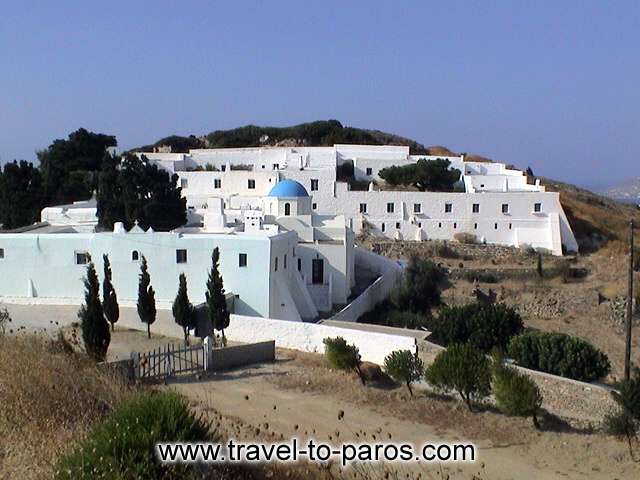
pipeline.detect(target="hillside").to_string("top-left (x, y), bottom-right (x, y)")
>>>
top-left (600, 177), bottom-right (640, 203)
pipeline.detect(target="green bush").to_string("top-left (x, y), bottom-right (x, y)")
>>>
top-left (493, 364), bottom-right (543, 428)
top-left (384, 350), bottom-right (424, 396)
top-left (55, 391), bottom-right (212, 480)
top-left (430, 303), bottom-right (523, 352)
top-left (425, 344), bottom-right (491, 411)
top-left (507, 331), bottom-right (611, 382)
top-left (323, 337), bottom-right (365, 384)
top-left (390, 257), bottom-right (445, 313)
top-left (605, 367), bottom-right (640, 456)
top-left (461, 270), bottom-right (500, 283)
top-left (357, 301), bottom-right (430, 330)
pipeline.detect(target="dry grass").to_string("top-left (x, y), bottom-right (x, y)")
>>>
top-left (0, 333), bottom-right (133, 479)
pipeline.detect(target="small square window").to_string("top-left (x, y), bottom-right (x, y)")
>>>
top-left (214, 178), bottom-right (222, 189)
top-left (534, 203), bottom-right (542, 213)
top-left (0, 248), bottom-right (4, 259)
top-left (387, 202), bottom-right (394, 213)
top-left (239, 253), bottom-right (247, 267)
top-left (132, 250), bottom-right (139, 261)
top-left (395, 222), bottom-right (400, 229)
top-left (273, 163), bottom-right (279, 170)
top-left (312, 203), bottom-right (317, 210)
top-left (310, 179), bottom-right (319, 191)
top-left (180, 178), bottom-right (188, 189)
top-left (414, 203), bottom-right (421, 213)
top-left (366, 167), bottom-right (373, 176)
top-left (472, 203), bottom-right (480, 213)
top-left (176, 249), bottom-right (188, 264)
top-left (359, 203), bottom-right (367, 213)
top-left (502, 204), bottom-right (509, 214)
top-left (445, 203), bottom-right (452, 213)
top-left (75, 252), bottom-right (89, 265)
top-left (248, 179), bottom-right (256, 189)
top-left (221, 165), bottom-right (226, 171)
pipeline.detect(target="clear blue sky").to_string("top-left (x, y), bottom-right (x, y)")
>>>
top-left (1, 1), bottom-right (638, 189)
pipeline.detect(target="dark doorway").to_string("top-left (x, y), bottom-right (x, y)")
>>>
top-left (312, 258), bottom-right (324, 284)
top-left (284, 203), bottom-right (291, 216)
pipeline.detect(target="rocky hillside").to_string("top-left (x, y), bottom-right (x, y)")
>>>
top-left (600, 177), bottom-right (640, 204)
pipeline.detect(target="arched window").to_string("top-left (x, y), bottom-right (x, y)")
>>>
top-left (132, 250), bottom-right (139, 261)
top-left (284, 203), bottom-right (291, 216)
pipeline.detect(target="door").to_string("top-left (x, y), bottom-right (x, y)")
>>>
top-left (312, 259), bottom-right (324, 284)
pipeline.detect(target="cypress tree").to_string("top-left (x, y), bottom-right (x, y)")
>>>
top-left (205, 248), bottom-right (230, 344)
top-left (173, 273), bottom-right (195, 345)
top-left (78, 259), bottom-right (110, 361)
top-left (102, 254), bottom-right (119, 331)
top-left (137, 255), bottom-right (156, 339)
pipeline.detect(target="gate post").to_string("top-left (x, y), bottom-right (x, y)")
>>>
top-left (130, 351), bottom-right (140, 379)
top-left (203, 336), bottom-right (213, 371)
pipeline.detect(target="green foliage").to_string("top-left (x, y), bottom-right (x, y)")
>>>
top-left (492, 363), bottom-right (543, 428)
top-left (603, 411), bottom-right (639, 458)
top-left (102, 254), bottom-right (119, 331)
top-left (97, 154), bottom-right (187, 231)
top-left (430, 303), bottom-right (523, 352)
top-left (357, 301), bottom-right (430, 329)
top-left (384, 350), bottom-right (424, 396)
top-left (137, 256), bottom-right (156, 339)
top-left (461, 270), bottom-right (500, 283)
top-left (336, 160), bottom-right (355, 182)
top-left (206, 248), bottom-right (230, 342)
top-left (173, 273), bottom-right (196, 345)
top-left (38, 128), bottom-right (116, 205)
top-left (323, 336), bottom-right (365, 384)
top-left (78, 260), bottom-right (110, 361)
top-left (55, 391), bottom-right (212, 480)
top-left (379, 158), bottom-right (461, 192)
top-left (390, 257), bottom-right (444, 313)
top-left (0, 160), bottom-right (45, 230)
top-left (425, 344), bottom-right (491, 411)
top-left (507, 331), bottom-right (611, 382)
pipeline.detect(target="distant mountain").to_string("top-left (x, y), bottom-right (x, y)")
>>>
top-left (599, 178), bottom-right (640, 204)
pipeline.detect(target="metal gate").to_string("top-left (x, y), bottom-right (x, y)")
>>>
top-left (133, 342), bottom-right (205, 381)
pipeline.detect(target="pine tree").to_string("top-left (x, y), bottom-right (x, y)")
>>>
top-left (78, 258), bottom-right (110, 361)
top-left (206, 248), bottom-right (230, 344)
top-left (173, 273), bottom-right (195, 345)
top-left (102, 254), bottom-right (119, 331)
top-left (137, 255), bottom-right (156, 339)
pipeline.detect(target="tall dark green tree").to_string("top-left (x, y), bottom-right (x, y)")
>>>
top-left (102, 254), bottom-right (119, 331)
top-left (0, 160), bottom-right (45, 230)
top-left (379, 158), bottom-right (461, 191)
top-left (78, 258), bottom-right (110, 361)
top-left (96, 152), bottom-right (124, 230)
top-left (173, 273), bottom-right (195, 345)
top-left (205, 248), bottom-right (230, 343)
top-left (38, 128), bottom-right (116, 205)
top-left (137, 255), bottom-right (156, 339)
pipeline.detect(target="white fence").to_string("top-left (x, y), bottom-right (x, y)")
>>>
top-left (332, 247), bottom-right (404, 322)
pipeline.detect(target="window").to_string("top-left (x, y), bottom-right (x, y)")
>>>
top-left (284, 254), bottom-right (287, 269)
top-left (273, 163), bottom-right (279, 170)
top-left (413, 203), bottom-right (421, 213)
top-left (395, 222), bottom-right (400, 229)
top-left (297, 258), bottom-right (302, 271)
top-left (472, 203), bottom-right (480, 213)
top-left (417, 222), bottom-right (422, 228)
top-left (274, 257), bottom-right (278, 271)
top-left (474, 223), bottom-right (478, 230)
top-left (381, 223), bottom-right (386, 232)
top-left (310, 179), bottom-right (319, 191)
top-left (248, 179), bottom-right (256, 189)
top-left (214, 178), bottom-right (221, 189)
top-left (221, 165), bottom-right (226, 171)
top-left (502, 204), bottom-right (509, 214)
top-left (386, 202), bottom-right (394, 213)
top-left (75, 251), bottom-right (89, 265)
top-left (239, 253), bottom-right (247, 267)
top-left (132, 250), bottom-right (139, 261)
top-left (453, 222), bottom-right (457, 229)
top-left (180, 178), bottom-right (188, 189)
top-left (438, 222), bottom-right (442, 228)
top-left (176, 249), bottom-right (188, 264)
top-left (312, 203), bottom-right (317, 210)
top-left (366, 167), bottom-right (373, 176)
top-left (445, 203), bottom-right (452, 213)
top-left (312, 258), bottom-right (324, 284)
top-left (534, 203), bottom-right (542, 213)
top-left (509, 223), bottom-right (512, 230)
top-left (0, 248), bottom-right (4, 259)
top-left (284, 203), bottom-right (291, 216)
top-left (494, 223), bottom-right (498, 230)
top-left (359, 203), bottom-right (367, 213)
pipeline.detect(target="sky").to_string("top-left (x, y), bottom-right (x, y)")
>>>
top-left (0, 1), bottom-right (638, 189)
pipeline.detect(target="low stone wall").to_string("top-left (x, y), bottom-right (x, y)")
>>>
top-left (210, 341), bottom-right (275, 371)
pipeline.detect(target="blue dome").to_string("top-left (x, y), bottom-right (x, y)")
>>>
top-left (267, 179), bottom-right (309, 197)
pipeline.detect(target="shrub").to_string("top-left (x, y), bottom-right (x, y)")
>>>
top-left (391, 256), bottom-right (445, 313)
top-left (604, 411), bottom-right (639, 458)
top-left (454, 232), bottom-right (478, 244)
top-left (425, 344), bottom-right (491, 411)
top-left (461, 270), bottom-right (500, 283)
top-left (384, 350), bottom-right (424, 396)
top-left (55, 391), bottom-right (211, 480)
top-left (433, 241), bottom-right (460, 259)
top-left (605, 367), bottom-right (640, 457)
top-left (492, 364), bottom-right (543, 428)
top-left (323, 337), bottom-right (365, 384)
top-left (430, 303), bottom-right (523, 353)
top-left (507, 331), bottom-right (611, 382)
top-left (357, 302), bottom-right (430, 330)
top-left (0, 305), bottom-right (10, 335)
